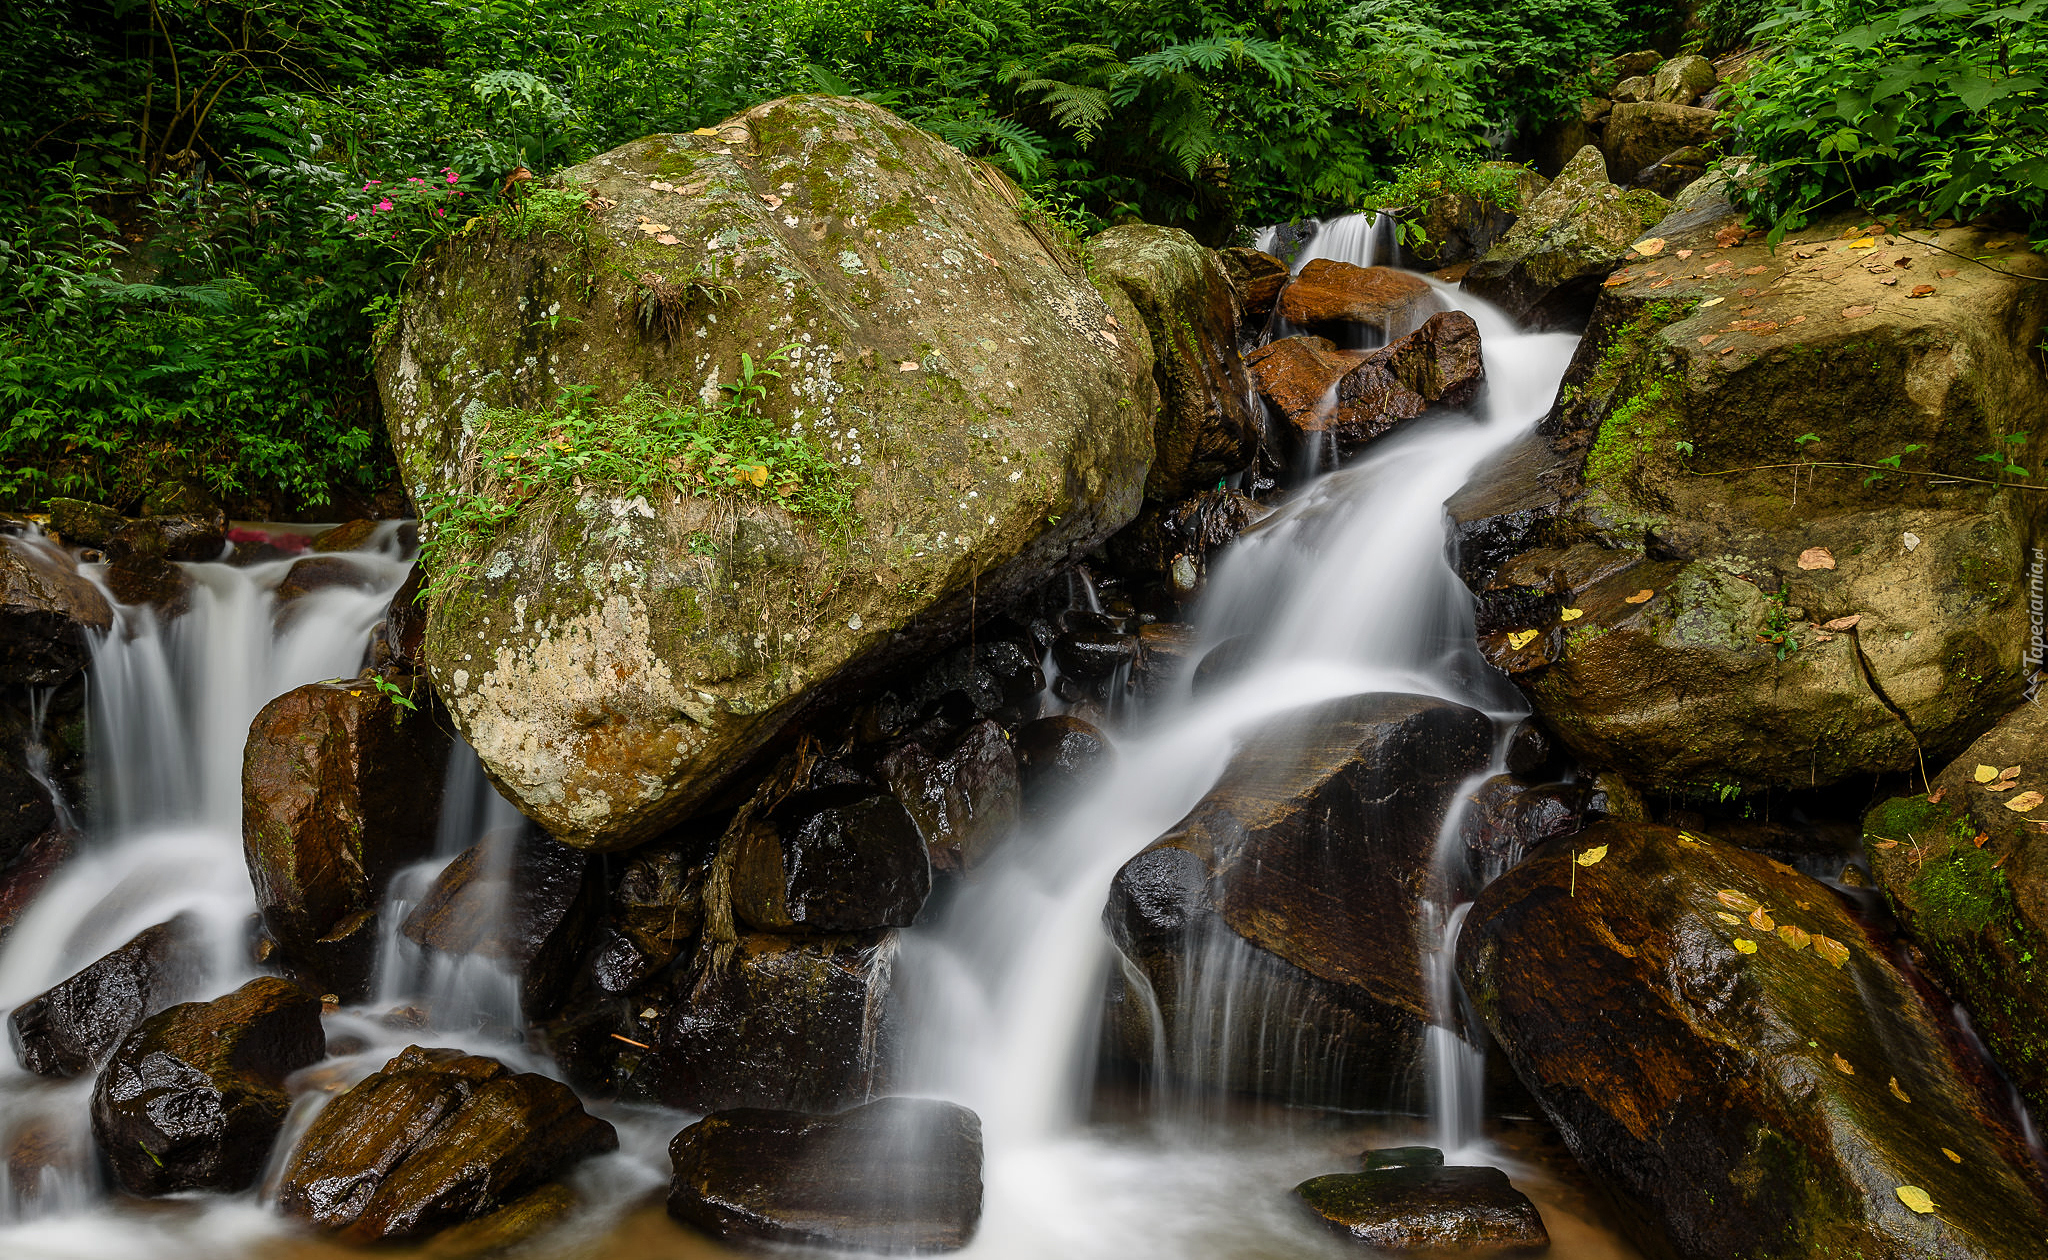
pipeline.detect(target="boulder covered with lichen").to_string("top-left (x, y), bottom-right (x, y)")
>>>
top-left (377, 95), bottom-right (1160, 849)
top-left (1448, 208), bottom-right (2048, 794)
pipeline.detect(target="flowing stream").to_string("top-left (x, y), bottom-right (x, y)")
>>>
top-left (0, 217), bottom-right (1649, 1258)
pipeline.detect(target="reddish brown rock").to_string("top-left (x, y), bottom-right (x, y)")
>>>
top-left (90, 977), bottom-right (325, 1196)
top-left (243, 675), bottom-right (452, 1000)
top-left (1459, 821), bottom-right (2048, 1260)
top-left (1251, 312), bottom-right (1484, 459)
top-left (311, 519), bottom-right (382, 552)
top-left (276, 1044), bottom-right (617, 1245)
top-left (1245, 335), bottom-right (1371, 431)
top-left (1276, 259), bottom-right (1444, 339)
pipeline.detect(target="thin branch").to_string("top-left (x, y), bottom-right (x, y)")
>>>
top-left (1693, 460), bottom-right (2048, 491)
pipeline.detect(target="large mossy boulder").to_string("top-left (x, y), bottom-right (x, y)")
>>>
top-left (244, 675), bottom-right (452, 999)
top-left (1451, 215), bottom-right (2048, 795)
top-left (1462, 145), bottom-right (1670, 329)
top-left (1106, 693), bottom-right (1493, 1105)
top-left (1864, 701), bottom-right (2048, 1120)
top-left (378, 96), bottom-right (1160, 850)
top-left (1459, 821), bottom-right (2048, 1260)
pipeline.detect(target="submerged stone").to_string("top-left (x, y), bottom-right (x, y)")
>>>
top-left (1295, 1166), bottom-right (1548, 1252)
top-left (1360, 1145), bottom-right (1446, 1171)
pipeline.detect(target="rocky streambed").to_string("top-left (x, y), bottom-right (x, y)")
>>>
top-left (3, 84), bottom-right (2048, 1260)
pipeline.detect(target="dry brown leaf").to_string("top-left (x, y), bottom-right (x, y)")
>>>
top-left (1985, 780), bottom-right (2017, 792)
top-left (1698, 333), bottom-right (1719, 345)
top-left (1938, 268), bottom-right (1958, 278)
top-left (1715, 224), bottom-right (1746, 247)
top-left (1821, 614), bottom-right (1862, 631)
top-left (1717, 889), bottom-right (1762, 913)
top-left (1632, 237), bottom-right (1666, 256)
top-left (1778, 924), bottom-right (1812, 949)
top-left (1909, 284), bottom-right (1936, 297)
top-left (1928, 787), bottom-right (1946, 804)
top-left (1842, 303), bottom-right (1877, 318)
top-left (1742, 265), bottom-right (1769, 275)
top-left (2004, 790), bottom-right (2044, 812)
top-left (1972, 832), bottom-right (1990, 848)
top-left (2000, 765), bottom-right (2021, 780)
top-left (1798, 547), bottom-right (1836, 570)
top-left (1889, 1077), bottom-right (1912, 1103)
top-left (1603, 272), bottom-right (1635, 288)
top-left (1813, 935), bottom-right (1850, 968)
top-left (1748, 906), bottom-right (1776, 931)
top-left (1677, 248), bottom-right (1695, 259)
top-left (1872, 838), bottom-right (1899, 849)
top-left (654, 233), bottom-right (680, 245)
top-left (1833, 1052), bottom-right (1856, 1074)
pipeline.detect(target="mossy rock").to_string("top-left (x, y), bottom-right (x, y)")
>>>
top-left (1460, 820), bottom-right (2048, 1260)
top-left (1864, 700), bottom-right (2048, 1121)
top-left (1462, 146), bottom-right (1670, 329)
top-left (377, 96), bottom-right (1159, 848)
top-left (1455, 211), bottom-right (2048, 794)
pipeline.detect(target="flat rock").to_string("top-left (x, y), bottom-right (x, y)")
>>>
top-left (1278, 260), bottom-right (1444, 340)
top-left (667, 1097), bottom-right (983, 1252)
top-left (1296, 1166), bottom-right (1548, 1252)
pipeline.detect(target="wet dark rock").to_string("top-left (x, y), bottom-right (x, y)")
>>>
top-left (1632, 146), bottom-right (1710, 198)
top-left (589, 839), bottom-right (706, 994)
top-left (1217, 246), bottom-right (1290, 323)
top-left (1459, 775), bottom-right (1587, 875)
top-left (866, 637), bottom-right (1043, 742)
top-left (1459, 820), bottom-right (2048, 1260)
top-left (1360, 1145), bottom-right (1445, 1171)
top-left (1133, 623), bottom-right (1201, 699)
top-left (636, 931), bottom-right (897, 1113)
top-left (1864, 700), bottom-right (2048, 1119)
top-left (1602, 102), bottom-right (1720, 183)
top-left (1, 535), bottom-right (113, 688)
top-left (1501, 720), bottom-right (1556, 778)
top-left (1442, 430), bottom-right (1579, 594)
top-left (311, 519), bottom-right (383, 552)
top-left (1295, 1166), bottom-right (1548, 1253)
top-left (1277, 260), bottom-right (1444, 340)
top-left (105, 511), bottom-right (227, 564)
top-left (1108, 694), bottom-right (1493, 1104)
top-left (1161, 490), bottom-right (1264, 597)
top-left (5, 1114), bottom-right (87, 1210)
top-left (0, 671), bottom-right (86, 867)
top-left (402, 827), bottom-right (599, 1018)
top-left (1090, 225), bottom-right (1262, 501)
top-left (732, 791), bottom-right (929, 932)
top-left (102, 553), bottom-right (194, 618)
top-left (90, 976), bottom-right (325, 1196)
top-left (44, 498), bottom-right (126, 548)
top-left (10, 914), bottom-right (203, 1076)
top-left (0, 829), bottom-right (72, 941)
top-left (879, 720), bottom-right (1020, 873)
top-left (375, 564), bottom-right (430, 672)
top-left (1190, 634), bottom-right (1258, 695)
top-left (276, 1044), bottom-right (617, 1244)
top-left (1013, 715), bottom-right (1113, 823)
top-left (276, 554), bottom-right (379, 605)
top-left (244, 675), bottom-right (452, 1000)
top-left (667, 1097), bottom-right (983, 1252)
top-left (1051, 630), bottom-right (1137, 680)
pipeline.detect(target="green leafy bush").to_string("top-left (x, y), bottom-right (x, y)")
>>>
top-left (1733, 0), bottom-right (2048, 244)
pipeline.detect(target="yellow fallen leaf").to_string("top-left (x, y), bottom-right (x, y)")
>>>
top-left (1798, 547), bottom-right (1836, 570)
top-left (1942, 1148), bottom-right (1961, 1164)
top-left (1624, 589), bottom-right (1655, 604)
top-left (1976, 764), bottom-right (2000, 783)
top-left (692, 127), bottom-right (721, 136)
top-left (1813, 935), bottom-right (1850, 968)
top-left (1717, 889), bottom-right (1761, 913)
top-left (1847, 237), bottom-right (1877, 249)
top-left (1896, 1186), bottom-right (1935, 1214)
top-left (2004, 790), bottom-right (2044, 812)
top-left (1733, 938), bottom-right (1758, 953)
top-left (1678, 831), bottom-right (1711, 847)
top-left (1889, 1077), bottom-right (1911, 1103)
top-left (1833, 1052), bottom-right (1855, 1075)
top-left (1633, 237), bottom-right (1667, 255)
top-left (1576, 845), bottom-right (1608, 867)
top-left (1561, 607), bottom-right (1584, 621)
top-left (1506, 629), bottom-right (1540, 650)
top-left (1699, 296), bottom-right (1724, 307)
top-left (1779, 924), bottom-right (1812, 949)
top-left (1749, 906), bottom-right (1776, 931)
top-left (1717, 912), bottom-right (1741, 924)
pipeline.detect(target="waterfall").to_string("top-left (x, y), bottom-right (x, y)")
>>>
top-left (895, 283), bottom-right (1583, 1256)
top-left (1255, 211), bottom-right (1394, 273)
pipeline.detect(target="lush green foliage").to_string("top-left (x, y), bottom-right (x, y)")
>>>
top-left (1733, 0), bottom-right (2048, 244)
top-left (2, 0), bottom-right (1681, 516)
top-left (418, 346), bottom-right (854, 587)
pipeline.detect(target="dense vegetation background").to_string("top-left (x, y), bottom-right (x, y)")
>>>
top-left (1, 0), bottom-right (2041, 517)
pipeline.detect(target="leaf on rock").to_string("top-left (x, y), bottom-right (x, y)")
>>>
top-left (1734, 937), bottom-right (1759, 954)
top-left (654, 234), bottom-right (680, 245)
top-left (1943, 1148), bottom-right (1961, 1163)
top-left (1821, 614), bottom-right (1861, 630)
top-left (1813, 935), bottom-right (1850, 968)
top-left (1833, 1052), bottom-right (1855, 1074)
top-left (1927, 787), bottom-right (1945, 804)
top-left (1986, 780), bottom-right (2017, 792)
top-left (1872, 837), bottom-right (1899, 849)
top-left (1779, 924), bottom-right (1812, 949)
top-left (1976, 764), bottom-right (2000, 783)
top-left (1971, 832), bottom-right (1989, 848)
top-left (1717, 889), bottom-right (1761, 913)
top-left (1902, 531), bottom-right (1921, 551)
top-left (2000, 765), bottom-right (2021, 781)
top-left (1842, 304), bottom-right (1877, 318)
top-left (1506, 629), bottom-right (1540, 650)
top-left (1749, 906), bottom-right (1776, 931)
top-left (1632, 237), bottom-right (1666, 256)
top-left (1698, 334), bottom-right (1719, 345)
top-left (1717, 912), bottom-right (1742, 924)
top-left (1888, 1076), bottom-right (1912, 1103)
top-left (1625, 589), bottom-right (1655, 604)
top-left (1798, 547), bottom-right (1836, 570)
top-left (1576, 845), bottom-right (1609, 867)
top-left (2004, 790), bottom-right (2044, 812)
top-left (1909, 284), bottom-right (1936, 297)
top-left (1700, 296), bottom-right (1725, 307)
top-left (1561, 607), bottom-right (1584, 622)
top-left (1896, 1186), bottom-right (1936, 1215)
top-left (1847, 237), bottom-right (1876, 249)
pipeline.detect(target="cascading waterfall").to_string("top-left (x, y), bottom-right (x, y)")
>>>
top-left (896, 281), bottom-right (1588, 1257)
top-left (1255, 210), bottom-right (1394, 273)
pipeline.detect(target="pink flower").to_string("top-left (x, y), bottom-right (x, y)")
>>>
top-left (409, 176), bottom-right (424, 184)
top-left (444, 170), bottom-right (459, 184)
top-left (346, 212), bottom-right (359, 221)
top-left (434, 207), bottom-right (446, 217)
top-left (375, 198), bottom-right (394, 212)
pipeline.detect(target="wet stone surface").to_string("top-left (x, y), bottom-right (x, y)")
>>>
top-left (1295, 1166), bottom-right (1549, 1253)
